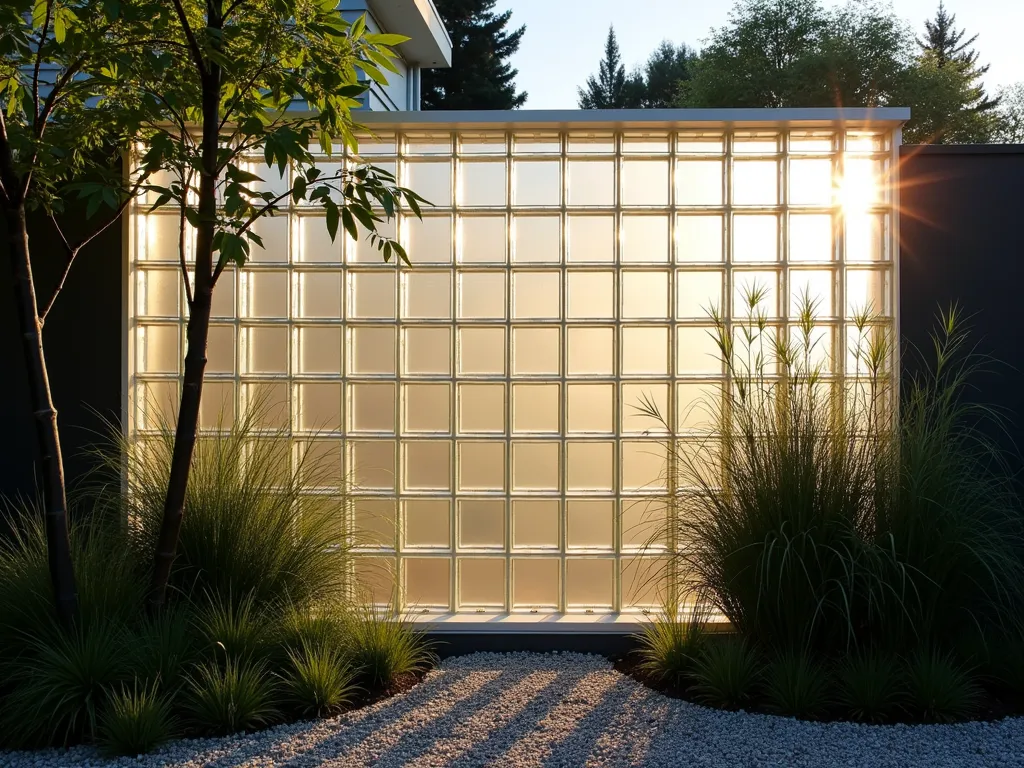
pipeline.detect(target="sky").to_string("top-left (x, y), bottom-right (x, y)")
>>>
top-left (495, 0), bottom-right (1024, 109)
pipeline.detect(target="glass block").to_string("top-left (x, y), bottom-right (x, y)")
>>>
top-left (404, 161), bottom-right (452, 207)
top-left (511, 327), bottom-right (560, 376)
top-left (567, 215), bottom-right (615, 263)
top-left (623, 133), bottom-right (669, 153)
top-left (790, 215), bottom-right (834, 262)
top-left (248, 216), bottom-right (288, 263)
top-left (512, 499), bottom-right (559, 549)
top-left (459, 559), bottom-right (505, 607)
top-left (404, 558), bottom-right (450, 609)
top-left (512, 558), bottom-right (559, 608)
top-left (791, 132), bottom-right (834, 153)
top-left (457, 440), bottom-right (505, 490)
top-left (403, 327), bottom-right (451, 376)
top-left (300, 440), bottom-right (342, 487)
top-left (458, 327), bottom-right (505, 375)
top-left (350, 440), bottom-right (396, 491)
top-left (354, 498), bottom-right (396, 549)
top-left (846, 213), bottom-right (887, 262)
top-left (349, 326), bottom-right (396, 375)
top-left (512, 442), bottom-right (559, 491)
top-left (621, 160), bottom-right (669, 206)
top-left (211, 273), bottom-right (236, 318)
top-left (839, 158), bottom-right (886, 211)
top-left (298, 326), bottom-right (342, 375)
top-left (567, 271), bottom-right (614, 319)
top-left (404, 133), bottom-right (452, 154)
top-left (299, 216), bottom-right (342, 262)
top-left (621, 271), bottom-right (668, 319)
top-left (404, 499), bottom-right (451, 549)
top-left (458, 272), bottom-right (506, 319)
top-left (567, 500), bottom-right (614, 549)
top-left (137, 269), bottom-right (179, 317)
top-left (621, 382), bottom-right (668, 434)
top-left (846, 132), bottom-right (887, 152)
top-left (298, 271), bottom-right (342, 318)
top-left (247, 160), bottom-right (290, 197)
top-left (512, 271), bottom-right (560, 319)
top-left (676, 270), bottom-right (723, 319)
top-left (458, 499), bottom-right (505, 548)
top-left (621, 215), bottom-right (670, 263)
top-left (512, 216), bottom-right (560, 263)
top-left (676, 160), bottom-right (723, 206)
top-left (139, 380), bottom-right (178, 430)
top-left (677, 134), bottom-right (724, 154)
top-left (789, 270), bottom-right (834, 318)
top-left (514, 133), bottom-right (560, 153)
top-left (676, 327), bottom-right (721, 375)
top-left (789, 158), bottom-right (833, 206)
top-left (403, 271), bottom-right (452, 319)
top-left (354, 557), bottom-right (396, 605)
top-left (621, 498), bottom-right (667, 548)
top-left (296, 382), bottom-right (340, 431)
top-left (566, 559), bottom-right (613, 607)
top-left (732, 324), bottom-right (778, 375)
top-left (198, 381), bottom-right (232, 430)
top-left (459, 132), bottom-right (506, 154)
top-left (792, 324), bottom-right (834, 371)
top-left (621, 326), bottom-right (669, 375)
top-left (242, 382), bottom-right (289, 429)
top-left (459, 161), bottom-right (506, 207)
top-left (566, 441), bottom-right (614, 492)
top-left (348, 382), bottom-right (394, 433)
top-left (621, 441), bottom-right (667, 492)
top-left (403, 383), bottom-right (451, 433)
top-left (142, 214), bottom-right (185, 262)
top-left (244, 326), bottom-right (288, 374)
top-left (457, 384), bottom-right (505, 433)
top-left (245, 271), bottom-right (288, 318)
top-left (403, 440), bottom-right (452, 491)
top-left (676, 215), bottom-right (724, 262)
top-left (355, 132), bottom-right (397, 155)
top-left (677, 382), bottom-right (720, 432)
top-left (404, 215), bottom-right (452, 264)
top-left (512, 383), bottom-right (559, 433)
top-left (733, 160), bottom-right (778, 205)
top-left (846, 269), bottom-right (889, 317)
top-left (568, 133), bottom-right (614, 153)
top-left (733, 215), bottom-right (778, 262)
top-left (732, 271), bottom-right (779, 318)
top-left (567, 383), bottom-right (614, 434)
top-left (622, 556), bottom-right (667, 609)
top-left (567, 161), bottom-right (614, 206)
top-left (348, 271), bottom-right (397, 319)
top-left (514, 161), bottom-right (560, 206)
top-left (458, 216), bottom-right (506, 263)
top-left (735, 133), bottom-right (780, 153)
top-left (204, 325), bottom-right (234, 375)
top-left (348, 218), bottom-right (397, 264)
top-left (567, 327), bottom-right (613, 376)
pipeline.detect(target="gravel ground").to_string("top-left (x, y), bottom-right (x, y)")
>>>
top-left (3, 652), bottom-right (1024, 768)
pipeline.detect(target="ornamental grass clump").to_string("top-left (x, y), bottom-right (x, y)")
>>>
top-left (690, 637), bottom-right (762, 710)
top-left (635, 598), bottom-right (710, 690)
top-left (762, 651), bottom-right (832, 719)
top-left (98, 683), bottom-right (177, 757)
top-left (836, 650), bottom-right (906, 723)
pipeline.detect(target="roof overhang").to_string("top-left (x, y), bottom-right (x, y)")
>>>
top-left (367, 0), bottom-right (452, 68)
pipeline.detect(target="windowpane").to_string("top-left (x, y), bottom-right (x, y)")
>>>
top-left (567, 161), bottom-right (614, 206)
top-left (621, 215), bottom-right (670, 263)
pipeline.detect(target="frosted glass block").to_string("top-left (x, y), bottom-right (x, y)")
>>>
top-left (298, 272), bottom-right (341, 318)
top-left (403, 327), bottom-right (451, 376)
top-left (350, 440), bottom-right (396, 491)
top-left (354, 132), bottom-right (397, 154)
top-left (791, 132), bottom-right (834, 153)
top-left (846, 326), bottom-right (889, 374)
top-left (210, 273), bottom-right (235, 318)
top-left (512, 442), bottom-right (559, 491)
top-left (568, 134), bottom-right (614, 153)
top-left (567, 215), bottom-right (614, 263)
top-left (247, 160), bottom-right (290, 197)
top-left (621, 382), bottom-right (669, 434)
top-left (403, 271), bottom-right (452, 320)
top-left (733, 160), bottom-right (778, 206)
top-left (348, 271), bottom-right (397, 319)
top-left (199, 381), bottom-right (233, 430)
top-left (142, 214), bottom-right (185, 261)
top-left (459, 161), bottom-right (506, 207)
top-left (846, 213), bottom-right (887, 262)
top-left (621, 327), bottom-right (669, 376)
top-left (512, 271), bottom-right (560, 319)
top-left (789, 158), bottom-right (833, 206)
top-left (349, 218), bottom-right (397, 264)
top-left (622, 500), bottom-right (668, 548)
top-left (567, 161), bottom-right (614, 206)
top-left (299, 382), bottom-right (341, 431)
top-left (512, 327), bottom-right (560, 376)
top-left (354, 557), bottom-right (396, 605)
top-left (567, 500), bottom-right (614, 549)
top-left (839, 158), bottom-right (885, 210)
top-left (139, 380), bottom-right (178, 430)
top-left (459, 132), bottom-right (506, 154)
top-left (348, 382), bottom-right (394, 433)
top-left (514, 161), bottom-right (560, 206)
top-left (458, 216), bottom-right (506, 263)
top-left (458, 327), bottom-right (505, 375)
top-left (138, 269), bottom-right (179, 317)
top-left (403, 440), bottom-right (452, 491)
top-left (566, 559), bottom-right (613, 607)
top-left (790, 215), bottom-right (834, 262)
top-left (567, 383), bottom-right (613, 434)
top-left (733, 215), bottom-right (778, 262)
top-left (458, 272), bottom-right (506, 319)
top-left (300, 440), bottom-right (342, 487)
top-left (567, 272), bottom-right (614, 319)
top-left (243, 382), bottom-right (289, 429)
top-left (404, 215), bottom-right (452, 264)
top-left (349, 326), bottom-right (396, 375)
top-left (734, 133), bottom-right (778, 153)
top-left (405, 558), bottom-right (450, 609)
top-left (789, 270), bottom-right (834, 317)
top-left (676, 215), bottom-right (724, 262)
top-left (403, 383), bottom-right (451, 433)
top-left (676, 270), bottom-right (723, 319)
top-left (846, 132), bottom-right (887, 152)
top-left (623, 133), bottom-right (669, 153)
top-left (298, 326), bottom-right (342, 375)
top-left (245, 271), bottom-right (288, 318)
top-left (457, 384), bottom-right (505, 433)
top-left (512, 558), bottom-right (559, 608)
top-left (512, 383), bottom-right (559, 434)
top-left (621, 215), bottom-right (670, 263)
top-left (621, 441), bottom-right (668, 492)
top-left (458, 499), bottom-right (505, 548)
top-left (299, 216), bottom-right (342, 263)
top-left (676, 161), bottom-right (723, 206)
top-left (567, 327), bottom-right (613, 376)
top-left (249, 216), bottom-right (288, 263)
top-left (567, 442), bottom-right (614, 492)
top-left (732, 325), bottom-right (778, 375)
top-left (676, 327), bottom-right (721, 375)
top-left (512, 216), bottom-right (560, 263)
top-left (846, 269), bottom-right (889, 317)
top-left (622, 557), bottom-right (667, 608)
top-left (244, 326), bottom-right (288, 374)
top-left (404, 499), bottom-right (451, 549)
top-left (404, 161), bottom-right (452, 207)
top-left (733, 271), bottom-right (779, 317)
top-left (677, 382), bottom-right (720, 432)
top-left (459, 559), bottom-right (505, 607)
top-left (791, 325), bottom-right (834, 371)
top-left (354, 498), bottom-right (396, 549)
top-left (677, 134), bottom-right (724, 154)
top-left (404, 133), bottom-right (452, 154)
top-left (621, 271), bottom-right (668, 319)
top-left (621, 160), bottom-right (669, 206)
top-left (457, 441), bottom-right (505, 490)
top-left (512, 500), bottom-right (559, 549)
top-left (206, 325), bottom-right (235, 374)
top-left (514, 133), bottom-right (560, 153)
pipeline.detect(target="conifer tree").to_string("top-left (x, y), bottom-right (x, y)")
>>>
top-left (578, 26), bottom-right (644, 109)
top-left (918, 1), bottom-right (997, 111)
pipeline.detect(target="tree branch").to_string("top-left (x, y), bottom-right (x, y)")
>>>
top-left (178, 168), bottom-right (194, 307)
top-left (31, 0), bottom-right (54, 130)
top-left (169, 0), bottom-right (207, 75)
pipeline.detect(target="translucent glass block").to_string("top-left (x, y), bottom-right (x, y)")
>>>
top-left (403, 440), bottom-right (452, 491)
top-left (244, 326), bottom-right (288, 374)
top-left (458, 216), bottom-right (506, 263)
top-left (567, 161), bottom-right (614, 206)
top-left (142, 213), bottom-right (185, 262)
top-left (791, 132), bottom-right (834, 153)
top-left (623, 133), bottom-right (669, 153)
top-left (297, 271), bottom-right (342, 318)
top-left (790, 215), bottom-right (834, 262)
top-left (244, 271), bottom-right (288, 318)
top-left (512, 499), bottom-right (559, 549)
top-left (459, 559), bottom-right (505, 607)
top-left (511, 327), bottom-right (560, 376)
top-left (732, 325), bottom-right (778, 375)
top-left (459, 132), bottom-right (506, 154)
top-left (350, 440), bottom-right (396, 491)
top-left (512, 558), bottom-right (559, 608)
top-left (839, 158), bottom-right (886, 210)
top-left (210, 273), bottom-right (236, 318)
top-left (404, 499), bottom-right (451, 549)
top-left (567, 500), bottom-right (614, 549)
top-left (299, 216), bottom-right (342, 263)
top-left (457, 440), bottom-right (505, 490)
top-left (566, 441), bottom-right (614, 492)
top-left (404, 558), bottom-right (450, 609)
top-left (621, 556), bottom-right (667, 608)
top-left (733, 160), bottom-right (779, 206)
top-left (621, 382), bottom-right (668, 434)
top-left (354, 557), bottom-right (396, 605)
top-left (458, 499), bottom-right (505, 548)
top-left (404, 161), bottom-right (452, 207)
top-left (676, 215), bottom-right (724, 262)
top-left (568, 133), bottom-right (614, 153)
top-left (404, 215), bottom-right (452, 264)
top-left (348, 271), bottom-right (397, 319)
top-left (846, 269), bottom-right (889, 318)
top-left (300, 440), bottom-right (342, 487)
top-left (354, 498), bottom-right (396, 549)
top-left (846, 325), bottom-right (889, 374)
top-left (676, 160), bottom-right (723, 206)
top-left (846, 132), bottom-right (887, 152)
top-left (403, 327), bottom-right (451, 376)
top-left (621, 326), bottom-right (669, 375)
top-left (733, 271), bottom-right (779, 318)
top-left (458, 327), bottom-right (506, 376)
top-left (349, 326), bottom-right (396, 375)
top-left (621, 271), bottom-right (668, 319)
top-left (621, 215), bottom-right (670, 263)
top-left (512, 216), bottom-right (560, 263)
top-left (621, 160), bottom-right (669, 206)
top-left (567, 215), bottom-right (615, 262)
top-left (567, 272), bottom-right (614, 319)
top-left (789, 158), bottom-right (834, 206)
top-left (733, 215), bottom-right (779, 262)
top-left (621, 441), bottom-right (667, 492)
top-left (792, 325), bottom-right (834, 371)
top-left (567, 327), bottom-right (613, 376)
top-left (298, 326), bottom-right (342, 375)
top-left (354, 132), bottom-right (397, 154)
top-left (458, 161), bottom-right (506, 207)
top-left (139, 380), bottom-right (178, 430)
top-left (249, 216), bottom-right (288, 263)
top-left (789, 270), bottom-right (834, 318)
top-left (242, 382), bottom-right (289, 429)
top-left (403, 383), bottom-right (451, 433)
top-left (514, 133), bottom-right (560, 153)
top-left (403, 271), bottom-right (452, 320)
top-left (348, 218), bottom-right (397, 264)
top-left (734, 134), bottom-right (779, 153)
top-left (404, 133), bottom-right (452, 155)
top-left (512, 442), bottom-right (560, 491)
top-left (297, 382), bottom-right (341, 431)
top-left (846, 213), bottom-right (887, 262)
top-left (677, 134), bottom-right (724, 154)
top-left (566, 559), bottom-right (613, 607)
top-left (512, 271), bottom-right (560, 319)
top-left (513, 161), bottom-right (560, 206)
top-left (676, 327), bottom-right (721, 375)
top-left (206, 325), bottom-right (235, 374)
top-left (348, 382), bottom-right (394, 433)
top-left (512, 383), bottom-right (559, 434)
top-left (677, 382), bottom-right (720, 432)
top-left (246, 159), bottom-right (290, 197)
top-left (198, 381), bottom-right (232, 430)
top-left (138, 269), bottom-right (179, 317)
top-left (457, 384), bottom-right (505, 433)
top-left (567, 383), bottom-right (613, 434)
top-left (458, 272), bottom-right (506, 319)
top-left (676, 270), bottom-right (723, 319)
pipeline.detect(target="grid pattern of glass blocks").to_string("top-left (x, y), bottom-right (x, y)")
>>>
top-left (128, 124), bottom-right (898, 618)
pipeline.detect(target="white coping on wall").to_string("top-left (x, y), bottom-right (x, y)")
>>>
top-left (365, 0), bottom-right (452, 68)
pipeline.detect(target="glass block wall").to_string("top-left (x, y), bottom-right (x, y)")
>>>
top-left (127, 119), bottom-right (899, 622)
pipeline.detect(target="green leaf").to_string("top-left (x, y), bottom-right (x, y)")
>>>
top-left (341, 208), bottom-right (358, 242)
top-left (325, 201), bottom-right (339, 242)
top-left (291, 176), bottom-right (307, 203)
top-left (364, 33), bottom-right (410, 46)
top-left (32, 0), bottom-right (46, 30)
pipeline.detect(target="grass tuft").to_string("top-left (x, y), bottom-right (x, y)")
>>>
top-left (837, 650), bottom-right (906, 723)
top-left (98, 682), bottom-right (176, 757)
top-left (184, 658), bottom-right (279, 735)
top-left (691, 637), bottom-right (762, 711)
top-left (762, 651), bottom-right (831, 719)
top-left (905, 648), bottom-right (983, 723)
top-left (345, 604), bottom-right (435, 689)
top-left (282, 642), bottom-right (358, 718)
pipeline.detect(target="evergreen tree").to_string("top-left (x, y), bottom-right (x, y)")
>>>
top-left (642, 41), bottom-right (695, 108)
top-left (421, 0), bottom-right (526, 110)
top-left (578, 26), bottom-right (645, 109)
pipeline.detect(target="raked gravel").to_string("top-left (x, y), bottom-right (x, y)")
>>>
top-left (3, 652), bottom-right (1024, 768)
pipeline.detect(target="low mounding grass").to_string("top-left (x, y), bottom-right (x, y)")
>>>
top-left (690, 637), bottom-right (762, 710)
top-left (635, 599), bottom-right (709, 689)
top-left (905, 648), bottom-right (983, 723)
top-left (762, 652), bottom-right (831, 719)
top-left (282, 643), bottom-right (357, 718)
top-left (837, 650), bottom-right (906, 723)
top-left (98, 683), bottom-right (176, 757)
top-left (196, 592), bottom-right (275, 662)
top-left (185, 658), bottom-right (279, 736)
top-left (345, 604), bottom-right (435, 689)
